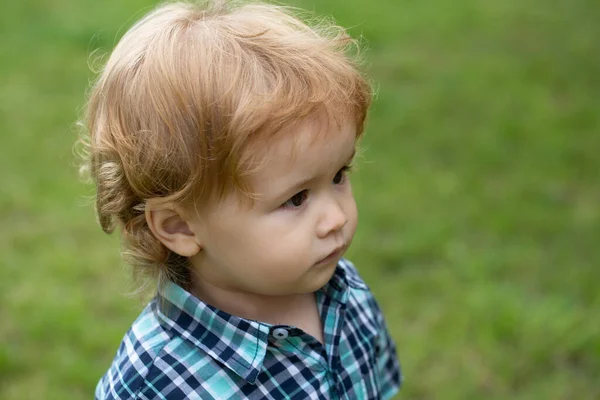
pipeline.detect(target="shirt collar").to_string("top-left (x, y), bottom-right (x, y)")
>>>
top-left (319, 259), bottom-right (351, 305)
top-left (156, 282), bottom-right (270, 383)
top-left (155, 262), bottom-right (351, 383)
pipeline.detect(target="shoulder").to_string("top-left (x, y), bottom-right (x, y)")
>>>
top-left (95, 300), bottom-right (171, 400)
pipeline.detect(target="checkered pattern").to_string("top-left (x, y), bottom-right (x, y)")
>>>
top-left (96, 259), bottom-right (402, 399)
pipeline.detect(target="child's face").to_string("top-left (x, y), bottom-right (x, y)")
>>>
top-left (187, 117), bottom-right (358, 297)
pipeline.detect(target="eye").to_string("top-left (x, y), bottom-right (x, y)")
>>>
top-left (333, 166), bottom-right (352, 185)
top-left (282, 190), bottom-right (308, 208)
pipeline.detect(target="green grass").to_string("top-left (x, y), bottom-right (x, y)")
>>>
top-left (1, 0), bottom-right (599, 398)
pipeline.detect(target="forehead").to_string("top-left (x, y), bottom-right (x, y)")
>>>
top-left (245, 116), bottom-right (357, 195)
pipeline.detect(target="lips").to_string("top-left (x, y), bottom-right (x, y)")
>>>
top-left (315, 246), bottom-right (345, 266)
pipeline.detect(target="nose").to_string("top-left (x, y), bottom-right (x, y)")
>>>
top-left (316, 197), bottom-right (348, 238)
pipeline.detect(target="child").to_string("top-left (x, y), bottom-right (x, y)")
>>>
top-left (84, 1), bottom-right (401, 398)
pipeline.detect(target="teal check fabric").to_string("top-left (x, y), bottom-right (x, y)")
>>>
top-left (96, 259), bottom-right (401, 399)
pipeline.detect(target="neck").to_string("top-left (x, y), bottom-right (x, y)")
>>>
top-left (189, 276), bottom-right (314, 325)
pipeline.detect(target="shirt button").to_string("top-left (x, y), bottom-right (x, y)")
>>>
top-left (271, 327), bottom-right (289, 340)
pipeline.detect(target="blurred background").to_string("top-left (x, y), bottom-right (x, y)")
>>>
top-left (1, 0), bottom-right (599, 398)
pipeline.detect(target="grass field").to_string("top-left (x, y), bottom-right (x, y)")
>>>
top-left (1, 0), bottom-right (599, 398)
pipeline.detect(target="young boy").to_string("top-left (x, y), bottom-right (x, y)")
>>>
top-left (85, 1), bottom-right (401, 398)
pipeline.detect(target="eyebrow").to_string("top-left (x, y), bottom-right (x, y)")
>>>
top-left (277, 148), bottom-right (356, 199)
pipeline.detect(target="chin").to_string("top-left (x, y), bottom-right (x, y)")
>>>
top-left (308, 264), bottom-right (338, 291)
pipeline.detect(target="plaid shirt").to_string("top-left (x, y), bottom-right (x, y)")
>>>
top-left (96, 259), bottom-right (401, 399)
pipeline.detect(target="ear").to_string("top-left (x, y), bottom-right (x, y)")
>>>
top-left (145, 200), bottom-right (202, 258)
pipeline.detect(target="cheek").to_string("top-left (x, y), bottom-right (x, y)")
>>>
top-left (344, 195), bottom-right (359, 235)
top-left (236, 232), bottom-right (312, 283)
top-left (226, 216), bottom-right (310, 260)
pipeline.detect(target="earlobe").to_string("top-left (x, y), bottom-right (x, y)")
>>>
top-left (145, 201), bottom-right (202, 258)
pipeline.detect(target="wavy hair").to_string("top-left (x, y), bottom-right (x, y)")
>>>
top-left (79, 0), bottom-right (372, 292)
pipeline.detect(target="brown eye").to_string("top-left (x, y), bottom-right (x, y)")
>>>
top-left (333, 166), bottom-right (351, 184)
top-left (283, 190), bottom-right (308, 208)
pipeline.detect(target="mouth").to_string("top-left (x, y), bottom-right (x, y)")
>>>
top-left (315, 245), bottom-right (345, 266)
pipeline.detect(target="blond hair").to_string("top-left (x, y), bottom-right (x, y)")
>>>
top-left (80, 0), bottom-right (372, 292)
